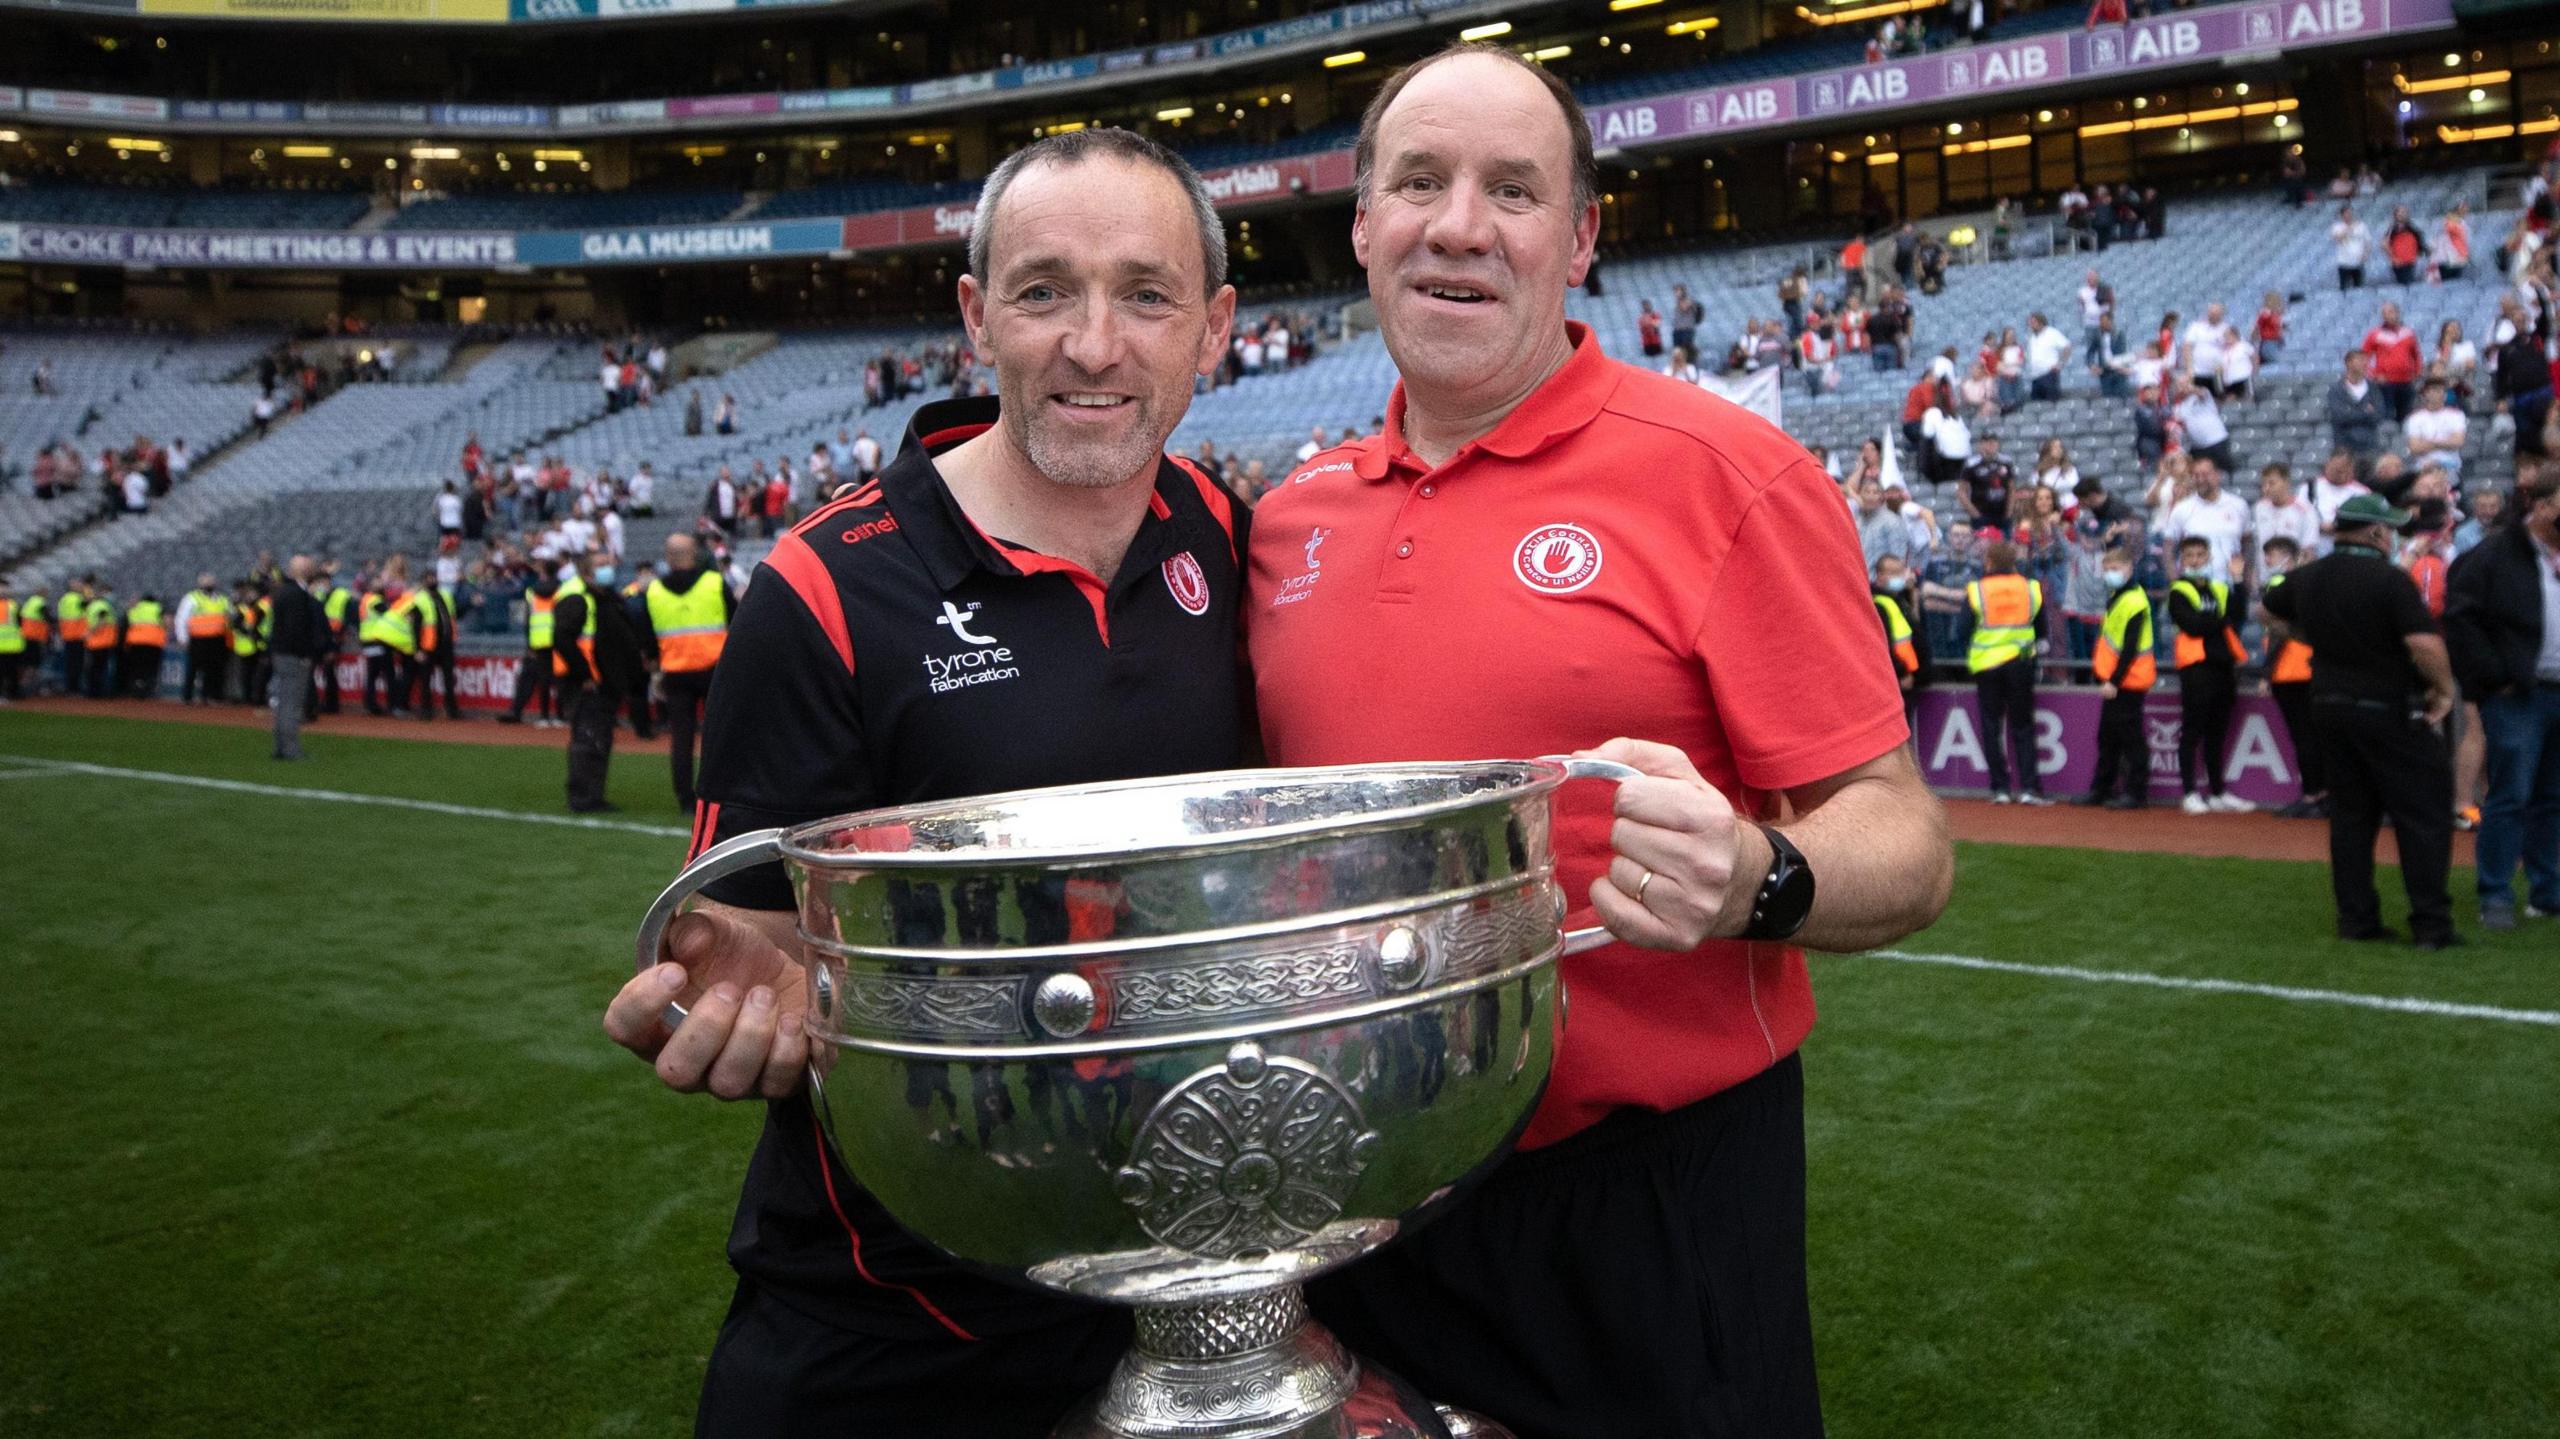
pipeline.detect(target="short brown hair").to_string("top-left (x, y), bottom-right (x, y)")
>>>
top-left (1353, 43), bottom-right (1598, 216)
top-left (1983, 541), bottom-right (2019, 573)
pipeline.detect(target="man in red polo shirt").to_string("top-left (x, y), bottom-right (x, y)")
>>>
top-left (2362, 299), bottom-right (2423, 424)
top-left (1253, 44), bottom-right (1953, 1438)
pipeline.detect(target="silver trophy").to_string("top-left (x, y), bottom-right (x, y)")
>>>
top-left (636, 758), bottom-right (1636, 1438)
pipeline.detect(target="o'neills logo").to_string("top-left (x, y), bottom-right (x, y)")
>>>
top-left (1200, 164), bottom-right (1283, 203)
top-left (1514, 523), bottom-right (1603, 595)
top-left (1163, 552), bottom-right (1210, 616)
top-left (932, 206), bottom-right (977, 237)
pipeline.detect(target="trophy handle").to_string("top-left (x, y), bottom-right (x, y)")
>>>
top-left (1544, 756), bottom-right (1643, 957)
top-left (633, 826), bottom-right (790, 1028)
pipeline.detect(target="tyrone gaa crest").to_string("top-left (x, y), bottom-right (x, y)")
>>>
top-left (1163, 551), bottom-right (1211, 616)
top-left (1513, 523), bottom-right (1603, 595)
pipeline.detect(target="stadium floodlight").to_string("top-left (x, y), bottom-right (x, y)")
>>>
top-left (1530, 44), bottom-right (1571, 60)
top-left (410, 146), bottom-right (461, 161)
top-left (107, 137), bottom-right (164, 153)
top-left (0, 130), bottom-right (19, 143)
top-left (1156, 106), bottom-right (1195, 121)
top-left (1666, 17), bottom-right (1720, 35)
top-left (1610, 0), bottom-right (1666, 10)
top-left (1460, 21), bottom-right (1512, 40)
top-left (1323, 50), bottom-right (1366, 67)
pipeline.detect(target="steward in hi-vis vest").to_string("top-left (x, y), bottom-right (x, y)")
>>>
top-left (121, 595), bottom-right (168, 701)
top-left (2258, 537), bottom-right (2326, 819)
top-left (56, 579), bottom-right (94, 696)
top-left (2166, 536), bottom-right (2253, 813)
top-left (638, 533), bottom-right (738, 814)
top-left (178, 575), bottom-right (234, 705)
top-left (0, 582), bottom-right (25, 702)
top-left (501, 574), bottom-right (564, 728)
top-left (2077, 546), bottom-right (2156, 810)
top-left (1965, 541), bottom-right (2049, 804)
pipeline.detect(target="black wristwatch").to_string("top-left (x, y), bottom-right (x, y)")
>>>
top-left (1738, 824), bottom-right (1816, 942)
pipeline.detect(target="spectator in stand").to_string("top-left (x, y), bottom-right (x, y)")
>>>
top-left (1994, 326), bottom-right (2027, 411)
top-left (2253, 463), bottom-right (2321, 566)
top-left (1669, 283), bottom-right (1700, 358)
top-left (1960, 433), bottom-right (2016, 530)
top-left (2076, 270), bottom-right (2112, 358)
top-left (703, 466), bottom-right (740, 537)
top-left (2167, 456), bottom-right (2252, 576)
top-left (2328, 348), bottom-right (2388, 460)
top-left (2024, 314), bottom-right (2073, 402)
top-left (2253, 291), bottom-right (2288, 367)
top-left (2173, 381), bottom-right (2237, 474)
top-left (2168, 536), bottom-right (2254, 814)
top-left (2454, 485), bottom-right (2502, 554)
top-left (2404, 380), bottom-right (2468, 479)
top-left (1637, 299), bottom-right (1663, 359)
top-left (2383, 205), bottom-right (2425, 285)
top-left (1956, 358), bottom-right (2001, 421)
top-left (1840, 295), bottom-right (1871, 355)
top-left (1919, 517), bottom-right (1985, 665)
top-left (2086, 0), bottom-right (2127, 25)
top-left (2331, 205), bottom-right (2373, 289)
top-left (2430, 321), bottom-right (2478, 405)
top-left (1868, 287), bottom-right (1909, 370)
top-left (434, 480), bottom-right (463, 545)
top-left (2364, 300), bottom-right (2424, 422)
top-left (120, 464), bottom-right (149, 518)
top-left (714, 393), bottom-right (738, 436)
top-left (1855, 476), bottom-right (1919, 574)
top-left (1922, 390), bottom-right (1974, 491)
top-left (2091, 309), bottom-right (2133, 397)
top-left (1901, 369), bottom-right (1943, 452)
top-left (2441, 464), bottom-right (2560, 929)
top-left (2180, 304), bottom-right (2233, 398)
top-left (2132, 381), bottom-right (2175, 471)
top-left (1662, 345), bottom-right (1704, 385)
top-left (1797, 318), bottom-right (1840, 397)
top-left (2435, 200), bottom-right (2472, 281)
top-left (628, 463), bottom-right (657, 517)
top-left (2064, 478), bottom-right (2139, 659)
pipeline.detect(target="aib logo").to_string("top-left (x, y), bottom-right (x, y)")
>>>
top-left (936, 600), bottom-right (997, 645)
top-left (1513, 524), bottom-right (1603, 595)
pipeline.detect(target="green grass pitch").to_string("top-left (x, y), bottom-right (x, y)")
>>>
top-left (1, 709), bottom-right (2552, 1437)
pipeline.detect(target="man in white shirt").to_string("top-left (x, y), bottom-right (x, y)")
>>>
top-left (2166, 459), bottom-right (2252, 576)
top-left (2309, 450), bottom-right (2370, 535)
top-left (434, 481), bottom-right (464, 538)
top-left (1922, 402), bottom-right (1971, 487)
top-left (2180, 304), bottom-right (2230, 395)
top-left (1266, 323), bottom-right (1291, 368)
top-left (168, 438), bottom-right (191, 484)
top-left (1295, 425), bottom-right (1329, 464)
top-left (435, 551), bottom-right (463, 589)
top-left (2251, 464), bottom-right (2322, 570)
top-left (601, 506), bottom-right (626, 561)
top-left (2024, 312), bottom-right (2072, 402)
top-left (627, 463), bottom-right (656, 516)
top-left (1241, 333), bottom-right (1265, 375)
top-left (850, 427), bottom-right (882, 480)
top-left (2075, 270), bottom-right (2110, 355)
top-left (559, 504), bottom-right (598, 557)
top-left (600, 358), bottom-right (623, 413)
top-left (121, 467), bottom-right (149, 515)
top-left (2172, 382), bottom-right (2234, 472)
top-left (2330, 205), bottom-right (2371, 289)
top-left (708, 466), bottom-right (740, 533)
top-left (2403, 380), bottom-right (2467, 478)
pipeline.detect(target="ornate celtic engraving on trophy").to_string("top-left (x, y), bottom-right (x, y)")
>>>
top-left (1114, 1043), bottom-right (1380, 1259)
top-left (1426, 894), bottom-right (1553, 977)
top-left (1113, 946), bottom-right (1370, 1026)
top-left (830, 972), bottom-right (1026, 1037)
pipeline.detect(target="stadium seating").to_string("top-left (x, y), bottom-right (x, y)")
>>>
top-left (382, 187), bottom-right (746, 232)
top-left (0, 180), bottom-right (372, 230)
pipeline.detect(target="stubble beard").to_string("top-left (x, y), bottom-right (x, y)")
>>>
top-left (1019, 393), bottom-right (1164, 491)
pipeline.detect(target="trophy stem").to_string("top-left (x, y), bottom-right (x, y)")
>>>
top-left (1053, 1286), bottom-right (1513, 1439)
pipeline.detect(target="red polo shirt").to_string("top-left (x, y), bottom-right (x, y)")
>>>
top-left (1247, 322), bottom-right (1908, 1149)
top-left (2363, 323), bottom-right (2422, 385)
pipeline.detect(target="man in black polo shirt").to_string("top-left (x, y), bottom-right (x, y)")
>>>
top-left (601, 128), bottom-right (1245, 1438)
top-left (2262, 492), bottom-right (2462, 949)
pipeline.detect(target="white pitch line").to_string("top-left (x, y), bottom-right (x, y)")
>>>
top-left (0, 754), bottom-right (690, 839)
top-left (1856, 949), bottom-right (2560, 1028)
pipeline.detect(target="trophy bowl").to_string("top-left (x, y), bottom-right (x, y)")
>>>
top-left (636, 758), bottom-right (1636, 1438)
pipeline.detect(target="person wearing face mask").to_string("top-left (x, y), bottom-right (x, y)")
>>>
top-left (2169, 535), bottom-right (2254, 814)
top-left (554, 551), bottom-right (644, 813)
top-left (2263, 493), bottom-right (2461, 948)
top-left (1968, 541), bottom-right (2050, 804)
top-left (2076, 545), bottom-right (2156, 809)
top-left (1874, 553), bottom-right (1922, 730)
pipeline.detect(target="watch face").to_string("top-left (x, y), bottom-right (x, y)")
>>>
top-left (1752, 827), bottom-right (1815, 941)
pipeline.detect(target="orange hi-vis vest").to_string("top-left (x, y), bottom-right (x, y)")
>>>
top-left (2092, 585), bottom-right (2158, 692)
top-left (123, 599), bottom-right (168, 649)
top-left (185, 588), bottom-right (232, 639)
top-left (58, 592), bottom-right (89, 643)
top-left (85, 599), bottom-right (119, 650)
top-left (18, 594), bottom-right (49, 644)
top-left (2170, 579), bottom-right (2249, 669)
top-left (1873, 592), bottom-right (1919, 676)
top-left (2264, 571), bottom-right (2313, 683)
top-left (643, 573), bottom-right (728, 673)
top-left (1965, 574), bottom-right (2041, 673)
top-left (550, 576), bottom-right (598, 677)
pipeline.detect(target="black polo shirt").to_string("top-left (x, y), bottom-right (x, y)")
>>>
top-left (2261, 542), bottom-right (2437, 703)
top-left (686, 395), bottom-right (1249, 1338)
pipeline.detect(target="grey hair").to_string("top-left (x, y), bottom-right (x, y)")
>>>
top-left (969, 128), bottom-right (1227, 297)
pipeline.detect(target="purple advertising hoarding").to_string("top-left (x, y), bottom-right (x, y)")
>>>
top-left (1913, 689), bottom-right (2310, 808)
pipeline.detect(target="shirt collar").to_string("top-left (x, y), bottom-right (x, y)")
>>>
top-left (1355, 321), bottom-right (1619, 482)
top-left (885, 394), bottom-right (1188, 594)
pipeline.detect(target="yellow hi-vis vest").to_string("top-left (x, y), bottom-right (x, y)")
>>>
top-left (185, 589), bottom-right (232, 640)
top-left (644, 574), bottom-right (728, 673)
top-left (124, 600), bottom-right (168, 648)
top-left (57, 589), bottom-right (89, 642)
top-left (551, 577), bottom-right (597, 677)
top-left (232, 598), bottom-right (267, 657)
top-left (0, 598), bottom-right (22, 655)
top-left (2093, 586), bottom-right (2158, 692)
top-left (1965, 575), bottom-right (2041, 673)
top-left (526, 590), bottom-right (556, 650)
top-left (85, 599), bottom-right (119, 649)
top-left (1873, 592), bottom-right (1917, 676)
top-left (18, 593), bottom-right (48, 643)
top-left (2169, 578), bottom-right (2249, 669)
top-left (363, 592), bottom-right (418, 655)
